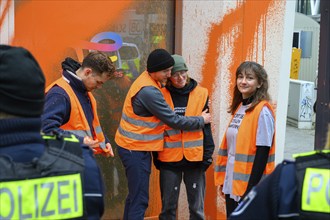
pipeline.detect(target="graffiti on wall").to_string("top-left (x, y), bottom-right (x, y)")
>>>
top-left (299, 83), bottom-right (313, 120)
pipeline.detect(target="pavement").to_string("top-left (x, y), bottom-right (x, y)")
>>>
top-left (283, 124), bottom-right (315, 160)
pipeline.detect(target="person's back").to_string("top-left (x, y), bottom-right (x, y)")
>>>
top-left (0, 45), bottom-right (85, 219)
top-left (229, 127), bottom-right (330, 220)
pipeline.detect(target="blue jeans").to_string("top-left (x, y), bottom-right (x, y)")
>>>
top-left (117, 146), bottom-right (151, 220)
top-left (159, 167), bottom-right (206, 220)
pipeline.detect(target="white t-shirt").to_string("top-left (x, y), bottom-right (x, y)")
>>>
top-left (222, 104), bottom-right (275, 201)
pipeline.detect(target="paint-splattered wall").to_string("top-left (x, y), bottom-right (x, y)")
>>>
top-left (178, 1), bottom-right (295, 219)
top-left (1, 0), bottom-right (295, 219)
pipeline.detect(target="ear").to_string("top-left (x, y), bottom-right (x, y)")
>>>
top-left (84, 68), bottom-right (93, 76)
top-left (257, 82), bottom-right (263, 89)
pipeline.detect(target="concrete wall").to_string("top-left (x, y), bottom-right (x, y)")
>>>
top-left (177, 1), bottom-right (295, 218)
top-left (0, 0), bottom-right (14, 44)
top-left (1, 0), bottom-right (296, 219)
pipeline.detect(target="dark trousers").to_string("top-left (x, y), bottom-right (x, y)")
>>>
top-left (159, 167), bottom-right (206, 220)
top-left (117, 146), bottom-right (151, 220)
top-left (82, 147), bottom-right (105, 220)
top-left (225, 194), bottom-right (239, 218)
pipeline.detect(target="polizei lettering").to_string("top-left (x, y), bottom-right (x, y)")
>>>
top-left (0, 173), bottom-right (83, 219)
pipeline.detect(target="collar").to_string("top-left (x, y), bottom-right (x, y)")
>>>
top-left (62, 70), bottom-right (87, 93)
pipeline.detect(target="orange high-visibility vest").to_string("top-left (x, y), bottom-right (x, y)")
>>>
top-left (46, 77), bottom-right (106, 153)
top-left (214, 100), bottom-right (276, 196)
top-left (158, 85), bottom-right (208, 162)
top-left (115, 71), bottom-right (165, 151)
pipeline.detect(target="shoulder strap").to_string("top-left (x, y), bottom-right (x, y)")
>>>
top-left (0, 134), bottom-right (84, 181)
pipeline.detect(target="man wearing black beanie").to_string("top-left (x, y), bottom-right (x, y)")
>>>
top-left (115, 48), bottom-right (212, 220)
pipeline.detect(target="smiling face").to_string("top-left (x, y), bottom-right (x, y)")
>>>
top-left (236, 69), bottom-right (261, 99)
top-left (169, 70), bottom-right (188, 88)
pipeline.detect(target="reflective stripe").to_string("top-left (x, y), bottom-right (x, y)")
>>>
top-left (233, 172), bottom-right (268, 182)
top-left (118, 126), bottom-right (163, 141)
top-left (164, 141), bottom-right (182, 149)
top-left (99, 142), bottom-right (106, 149)
top-left (183, 129), bottom-right (202, 133)
top-left (218, 149), bottom-right (228, 156)
top-left (233, 172), bottom-right (250, 182)
top-left (42, 134), bottom-right (79, 143)
top-left (235, 154), bottom-right (255, 162)
top-left (165, 129), bottom-right (181, 136)
top-left (94, 126), bottom-right (103, 134)
top-left (293, 149), bottom-right (330, 158)
top-left (66, 130), bottom-right (91, 137)
top-left (234, 153), bottom-right (275, 163)
top-left (268, 154), bottom-right (275, 162)
top-left (215, 165), bottom-right (226, 172)
top-left (278, 213), bottom-right (300, 218)
top-left (184, 140), bottom-right (203, 148)
top-left (122, 113), bottom-right (164, 128)
top-left (84, 193), bottom-right (103, 197)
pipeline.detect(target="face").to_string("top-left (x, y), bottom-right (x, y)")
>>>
top-left (83, 68), bottom-right (110, 91)
top-left (236, 69), bottom-right (261, 99)
top-left (150, 67), bottom-right (172, 84)
top-left (169, 71), bottom-right (188, 88)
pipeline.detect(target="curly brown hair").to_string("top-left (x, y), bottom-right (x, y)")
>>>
top-left (228, 61), bottom-right (270, 114)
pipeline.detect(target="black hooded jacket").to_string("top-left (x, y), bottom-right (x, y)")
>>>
top-left (153, 78), bottom-right (215, 171)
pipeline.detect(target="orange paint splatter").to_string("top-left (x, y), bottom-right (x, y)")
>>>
top-left (200, 1), bottom-right (280, 219)
top-left (0, 0), bottom-right (12, 28)
top-left (12, 1), bottom-right (132, 85)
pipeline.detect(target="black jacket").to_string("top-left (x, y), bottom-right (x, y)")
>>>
top-left (153, 78), bottom-right (215, 171)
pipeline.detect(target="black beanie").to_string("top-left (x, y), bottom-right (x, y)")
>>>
top-left (0, 45), bottom-right (45, 117)
top-left (147, 49), bottom-right (174, 73)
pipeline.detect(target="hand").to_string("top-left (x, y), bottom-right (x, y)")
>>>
top-left (83, 136), bottom-right (100, 151)
top-left (102, 143), bottom-right (115, 157)
top-left (201, 109), bottom-right (211, 124)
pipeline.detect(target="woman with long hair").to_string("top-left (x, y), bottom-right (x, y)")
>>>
top-left (214, 61), bottom-right (276, 217)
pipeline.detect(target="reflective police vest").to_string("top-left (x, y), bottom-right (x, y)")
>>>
top-left (0, 134), bottom-right (85, 220)
top-left (115, 71), bottom-right (165, 151)
top-left (46, 77), bottom-right (106, 154)
top-left (214, 101), bottom-right (276, 196)
top-left (294, 150), bottom-right (330, 220)
top-left (158, 85), bottom-right (208, 162)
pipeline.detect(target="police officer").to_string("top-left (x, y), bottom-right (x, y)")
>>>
top-left (0, 45), bottom-right (85, 219)
top-left (229, 140), bottom-right (330, 219)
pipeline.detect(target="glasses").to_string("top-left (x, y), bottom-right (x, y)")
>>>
top-left (171, 71), bottom-right (187, 79)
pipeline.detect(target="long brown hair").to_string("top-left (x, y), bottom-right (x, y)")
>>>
top-left (228, 61), bottom-right (270, 114)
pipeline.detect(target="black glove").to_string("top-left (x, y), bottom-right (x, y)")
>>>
top-left (201, 158), bottom-right (213, 171)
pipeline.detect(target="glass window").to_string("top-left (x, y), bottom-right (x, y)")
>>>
top-left (92, 1), bottom-right (175, 219)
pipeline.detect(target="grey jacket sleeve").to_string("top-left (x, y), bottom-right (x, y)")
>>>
top-left (134, 86), bottom-right (204, 130)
